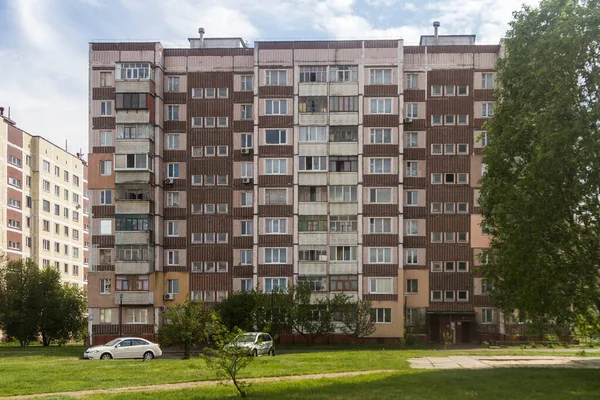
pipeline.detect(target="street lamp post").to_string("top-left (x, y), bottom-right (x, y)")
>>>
top-left (119, 294), bottom-right (124, 337)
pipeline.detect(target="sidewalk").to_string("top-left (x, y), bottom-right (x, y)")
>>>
top-left (409, 355), bottom-right (600, 370)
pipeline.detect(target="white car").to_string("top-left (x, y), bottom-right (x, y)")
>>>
top-left (227, 332), bottom-right (275, 356)
top-left (83, 337), bottom-right (162, 360)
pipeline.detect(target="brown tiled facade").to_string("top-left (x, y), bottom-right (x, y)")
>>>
top-left (87, 32), bottom-right (501, 344)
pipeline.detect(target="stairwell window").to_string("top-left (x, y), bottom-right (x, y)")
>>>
top-left (370, 278), bottom-right (392, 294)
top-left (167, 221), bottom-right (179, 237)
top-left (369, 218), bottom-right (392, 234)
top-left (167, 105), bottom-right (180, 121)
top-left (406, 73), bottom-right (418, 89)
top-left (482, 73), bottom-right (494, 89)
top-left (265, 159), bottom-right (287, 174)
top-left (370, 158), bottom-right (392, 174)
top-left (369, 248), bottom-right (391, 264)
top-left (100, 101), bottom-right (112, 116)
top-left (265, 248), bottom-right (287, 264)
top-left (371, 98), bottom-right (392, 114)
top-left (265, 100), bottom-right (287, 115)
top-left (370, 69), bottom-right (392, 84)
top-left (265, 129), bottom-right (287, 145)
top-left (482, 103), bottom-right (494, 118)
top-left (167, 76), bottom-right (180, 92)
top-left (265, 70), bottom-right (287, 86)
top-left (167, 163), bottom-right (180, 178)
top-left (370, 128), bottom-right (392, 144)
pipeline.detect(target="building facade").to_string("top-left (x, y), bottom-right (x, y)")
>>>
top-left (87, 31), bottom-right (502, 344)
top-left (0, 110), bottom-right (90, 289)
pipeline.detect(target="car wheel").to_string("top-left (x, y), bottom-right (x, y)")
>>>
top-left (253, 349), bottom-right (258, 357)
top-left (269, 347), bottom-right (275, 357)
top-left (100, 353), bottom-right (112, 360)
top-left (143, 351), bottom-right (154, 361)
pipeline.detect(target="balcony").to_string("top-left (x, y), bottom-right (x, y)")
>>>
top-left (329, 142), bottom-right (358, 156)
top-left (329, 172), bottom-right (358, 186)
top-left (298, 173), bottom-right (328, 186)
top-left (116, 110), bottom-right (150, 124)
top-left (330, 112), bottom-right (359, 126)
top-left (299, 202), bottom-right (328, 215)
top-left (115, 140), bottom-right (154, 155)
top-left (115, 261), bottom-right (154, 275)
top-left (114, 291), bottom-right (154, 305)
top-left (115, 199), bottom-right (152, 215)
top-left (116, 124), bottom-right (154, 142)
top-left (298, 83), bottom-right (327, 96)
top-left (115, 80), bottom-right (155, 93)
top-left (115, 231), bottom-right (152, 245)
top-left (298, 232), bottom-right (327, 245)
top-left (115, 171), bottom-right (153, 185)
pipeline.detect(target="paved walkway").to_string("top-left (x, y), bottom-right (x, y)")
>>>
top-left (5, 370), bottom-right (397, 399)
top-left (409, 355), bottom-right (600, 369)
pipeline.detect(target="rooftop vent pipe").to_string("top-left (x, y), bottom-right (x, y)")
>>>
top-left (433, 21), bottom-right (440, 43)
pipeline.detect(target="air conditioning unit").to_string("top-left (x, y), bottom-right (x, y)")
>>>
top-left (164, 293), bottom-right (174, 300)
top-left (164, 178), bottom-right (173, 184)
top-left (242, 177), bottom-right (253, 184)
top-left (241, 148), bottom-right (252, 154)
top-left (404, 117), bottom-right (413, 124)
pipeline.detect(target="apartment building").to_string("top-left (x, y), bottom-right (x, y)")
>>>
top-left (87, 28), bottom-right (501, 344)
top-left (0, 109), bottom-right (90, 288)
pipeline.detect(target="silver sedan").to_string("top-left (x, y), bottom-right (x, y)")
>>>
top-left (83, 337), bottom-right (162, 360)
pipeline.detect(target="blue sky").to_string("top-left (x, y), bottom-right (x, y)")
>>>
top-left (0, 0), bottom-right (538, 156)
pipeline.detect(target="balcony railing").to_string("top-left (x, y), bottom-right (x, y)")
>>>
top-left (115, 260), bottom-right (154, 275)
top-left (114, 291), bottom-right (154, 305)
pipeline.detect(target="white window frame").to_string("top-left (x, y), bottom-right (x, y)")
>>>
top-left (369, 188), bottom-right (392, 204)
top-left (405, 220), bottom-right (418, 236)
top-left (100, 101), bottom-right (112, 116)
top-left (405, 249), bottom-right (418, 265)
top-left (370, 98), bottom-right (392, 114)
top-left (369, 158), bottom-right (392, 174)
top-left (264, 248), bottom-right (287, 264)
top-left (369, 248), bottom-right (391, 264)
top-left (167, 221), bottom-right (179, 237)
top-left (265, 218), bottom-right (287, 234)
top-left (406, 103), bottom-right (418, 119)
top-left (406, 191), bottom-right (418, 206)
top-left (369, 278), bottom-right (392, 294)
top-left (369, 217), bottom-right (392, 234)
top-left (370, 128), bottom-right (392, 144)
top-left (265, 100), bottom-right (288, 115)
top-left (370, 69), bottom-right (392, 85)
top-left (265, 70), bottom-right (287, 86)
top-left (265, 159), bottom-right (287, 175)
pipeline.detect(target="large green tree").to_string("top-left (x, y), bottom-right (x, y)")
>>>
top-left (480, 0), bottom-right (600, 333)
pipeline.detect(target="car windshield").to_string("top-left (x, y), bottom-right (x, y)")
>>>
top-left (104, 339), bottom-right (121, 346)
top-left (235, 333), bottom-right (257, 343)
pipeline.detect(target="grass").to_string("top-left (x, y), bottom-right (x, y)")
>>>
top-left (0, 345), bottom-right (596, 397)
top-left (44, 369), bottom-right (600, 400)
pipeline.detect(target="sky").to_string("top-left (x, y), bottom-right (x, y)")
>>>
top-left (0, 0), bottom-right (539, 157)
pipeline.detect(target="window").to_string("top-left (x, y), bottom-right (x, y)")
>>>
top-left (444, 202), bottom-right (455, 214)
top-left (457, 143), bottom-right (469, 154)
top-left (445, 291), bottom-right (455, 301)
top-left (240, 221), bottom-right (253, 236)
top-left (298, 96), bottom-right (328, 113)
top-left (482, 103), bottom-right (493, 118)
top-left (240, 250), bottom-right (253, 265)
top-left (217, 88), bottom-right (228, 98)
top-left (482, 279), bottom-right (493, 294)
top-left (458, 232), bottom-right (469, 242)
top-left (431, 85), bottom-right (442, 96)
top-left (206, 118), bottom-right (216, 128)
top-left (370, 69), bottom-right (392, 84)
top-left (405, 132), bottom-right (418, 148)
top-left (265, 219), bottom-right (287, 234)
top-left (54, 204), bottom-right (60, 216)
top-left (9, 198), bottom-right (22, 209)
top-left (457, 173), bottom-right (469, 184)
top-left (100, 101), bottom-right (112, 116)
top-left (265, 278), bottom-right (287, 293)
top-left (117, 63), bottom-right (151, 80)
top-left (297, 156), bottom-right (326, 172)
top-left (445, 115), bottom-right (455, 125)
top-left (73, 193), bottom-right (80, 204)
top-left (264, 248), bottom-right (286, 264)
top-left (329, 186), bottom-right (357, 202)
top-left (406, 279), bottom-right (418, 294)
top-left (330, 275), bottom-right (358, 291)
top-left (205, 233), bottom-right (215, 243)
top-left (458, 85), bottom-right (468, 95)
top-left (372, 308), bottom-right (391, 323)
top-left (166, 192), bottom-right (180, 208)
top-left (43, 220), bottom-right (50, 231)
top-left (405, 249), bottom-right (418, 265)
top-left (100, 72), bottom-right (110, 87)
top-left (330, 65), bottom-right (358, 82)
top-left (167, 105), bottom-right (180, 121)
top-left (240, 162), bottom-right (253, 179)
top-left (298, 247), bottom-right (327, 261)
top-left (369, 218), bottom-right (392, 234)
top-left (265, 159), bottom-right (287, 174)
top-left (329, 215), bottom-right (357, 232)
top-left (265, 189), bottom-right (286, 205)
top-left (406, 161), bottom-right (419, 177)
top-left (482, 308), bottom-right (494, 323)
top-left (265, 129), bottom-right (286, 145)
top-left (299, 186), bottom-right (327, 202)
top-left (329, 126), bottom-right (358, 142)
top-left (167, 279), bottom-right (179, 294)
top-left (406, 73), bottom-right (418, 89)
top-left (241, 75), bottom-right (253, 91)
top-left (205, 146), bottom-right (216, 157)
top-left (457, 202), bottom-right (469, 213)
top-left (481, 163), bottom-right (488, 177)
top-left (167, 221), bottom-right (179, 237)
top-left (330, 96), bottom-right (358, 112)
top-left (458, 261), bottom-right (468, 272)
top-left (406, 191), bottom-right (418, 206)
top-left (445, 85), bottom-right (455, 96)
top-left (43, 240), bottom-right (50, 251)
top-left (205, 175), bottom-right (215, 185)
top-left (405, 220), bottom-right (418, 236)
top-left (445, 261), bottom-right (455, 272)
top-left (370, 158), bottom-right (392, 174)
top-left (26, 176), bottom-right (31, 187)
top-left (299, 66), bottom-right (327, 83)
top-left (265, 70), bottom-right (287, 86)
top-left (99, 219), bottom-right (112, 235)
top-left (406, 103), bottom-right (418, 118)
top-left (329, 156), bottom-right (357, 172)
top-left (7, 219), bottom-right (21, 230)
top-left (8, 177), bottom-right (21, 188)
top-left (100, 160), bottom-right (112, 176)
top-left (7, 241), bottom-right (20, 250)
top-left (431, 291), bottom-right (442, 301)
top-left (100, 278), bottom-right (111, 294)
top-left (126, 309), bottom-right (148, 324)
top-left (371, 98), bottom-right (392, 114)
top-left (43, 180), bottom-right (50, 192)
top-left (370, 278), bottom-right (392, 294)
top-left (369, 248), bottom-right (391, 264)
top-left (217, 203), bottom-right (228, 214)
top-left (192, 88), bottom-right (203, 98)
top-left (115, 93), bottom-right (147, 109)
top-left (482, 73), bottom-right (494, 89)
top-left (330, 246), bottom-right (357, 261)
top-left (73, 229), bottom-right (79, 240)
top-left (99, 308), bottom-right (112, 324)
top-left (370, 128), bottom-right (392, 144)
top-left (298, 126), bottom-right (327, 142)
top-left (241, 104), bottom-right (253, 120)
top-left (167, 134), bottom-right (179, 149)
top-left (265, 100), bottom-right (287, 115)
top-left (370, 188), bottom-right (392, 204)
top-left (7, 155), bottom-right (21, 167)
top-left (298, 275), bottom-right (327, 292)
top-left (167, 163), bottom-right (180, 179)
top-left (240, 192), bottom-right (253, 207)
top-left (431, 115), bottom-right (442, 125)
top-left (458, 115), bottom-right (468, 125)
top-left (205, 88), bottom-right (216, 98)
top-left (217, 117), bottom-right (228, 127)
top-left (431, 232), bottom-right (442, 243)
top-left (43, 160), bottom-right (50, 172)
top-left (445, 173), bottom-right (455, 184)
top-left (444, 232), bottom-right (455, 243)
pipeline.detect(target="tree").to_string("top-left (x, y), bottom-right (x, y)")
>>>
top-left (339, 299), bottom-right (376, 343)
top-left (480, 0), bottom-right (600, 333)
top-left (158, 297), bottom-right (212, 359)
top-left (0, 260), bottom-right (44, 346)
top-left (201, 318), bottom-right (255, 398)
top-left (213, 290), bottom-right (259, 332)
top-left (38, 268), bottom-right (87, 346)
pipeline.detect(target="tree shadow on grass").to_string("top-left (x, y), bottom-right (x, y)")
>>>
top-left (0, 346), bottom-right (85, 358)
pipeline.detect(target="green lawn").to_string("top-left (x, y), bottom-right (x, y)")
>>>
top-left (0, 346), bottom-right (596, 398)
